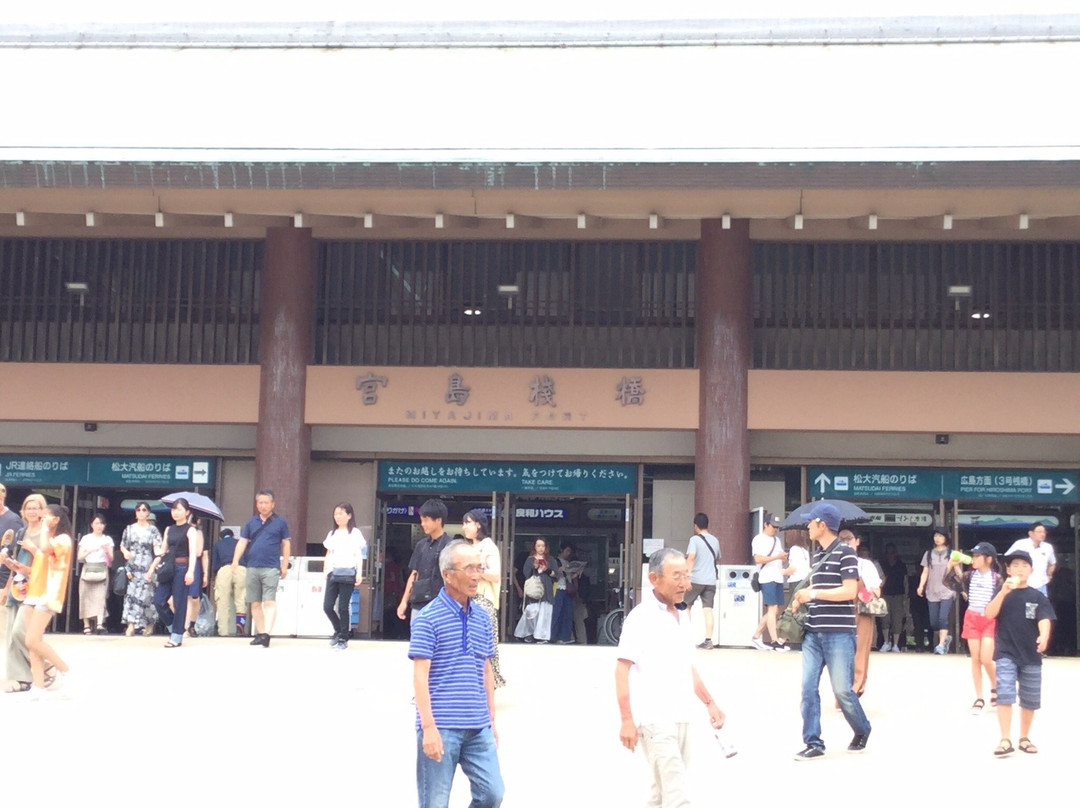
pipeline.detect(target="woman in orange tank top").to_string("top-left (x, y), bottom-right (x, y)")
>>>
top-left (21, 503), bottom-right (73, 696)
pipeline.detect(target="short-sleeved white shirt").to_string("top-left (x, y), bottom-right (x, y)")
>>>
top-left (751, 530), bottom-right (785, 584)
top-left (1004, 537), bottom-right (1056, 589)
top-left (617, 590), bottom-right (699, 726)
top-left (78, 533), bottom-right (114, 564)
top-left (857, 557), bottom-right (882, 591)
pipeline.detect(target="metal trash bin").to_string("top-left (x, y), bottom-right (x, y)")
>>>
top-left (715, 565), bottom-right (761, 648)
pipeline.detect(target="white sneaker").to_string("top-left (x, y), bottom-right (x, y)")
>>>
top-left (891, 644), bottom-right (902, 652)
top-left (880, 641), bottom-right (892, 652)
top-left (942, 635), bottom-right (953, 654)
top-left (750, 636), bottom-right (769, 651)
top-left (771, 642), bottom-right (791, 653)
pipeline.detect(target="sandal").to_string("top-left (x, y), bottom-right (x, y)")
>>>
top-left (83, 627), bottom-right (92, 635)
top-left (989, 688), bottom-right (998, 708)
top-left (1018, 737), bottom-right (1039, 754)
top-left (994, 739), bottom-right (1014, 757)
top-left (163, 641), bottom-right (182, 648)
top-left (970, 698), bottom-right (985, 714)
top-left (3, 681), bottom-right (32, 694)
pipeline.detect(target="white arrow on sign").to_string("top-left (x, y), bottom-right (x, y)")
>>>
top-left (814, 473), bottom-right (831, 494)
top-left (1055, 479), bottom-right (1076, 496)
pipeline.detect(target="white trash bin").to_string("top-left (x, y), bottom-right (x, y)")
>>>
top-left (715, 565), bottom-right (761, 648)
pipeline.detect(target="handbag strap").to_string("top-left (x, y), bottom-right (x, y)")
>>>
top-left (785, 543), bottom-right (844, 608)
top-left (696, 533), bottom-right (719, 567)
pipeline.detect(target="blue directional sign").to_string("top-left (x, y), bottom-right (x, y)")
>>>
top-left (809, 467), bottom-right (1078, 503)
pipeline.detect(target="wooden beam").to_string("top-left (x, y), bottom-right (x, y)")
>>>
top-left (505, 213), bottom-right (542, 229)
top-left (434, 213), bottom-right (480, 229)
top-left (915, 213), bottom-right (954, 230)
top-left (576, 213), bottom-right (605, 230)
top-left (361, 212), bottom-right (422, 229)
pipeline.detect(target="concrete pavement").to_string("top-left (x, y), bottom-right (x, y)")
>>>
top-left (3, 635), bottom-right (1075, 806)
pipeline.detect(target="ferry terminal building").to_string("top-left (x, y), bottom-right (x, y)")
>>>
top-left (1, 15), bottom-right (1079, 647)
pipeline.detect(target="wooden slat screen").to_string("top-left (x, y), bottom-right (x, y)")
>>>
top-left (0, 238), bottom-right (262, 363)
top-left (753, 242), bottom-right (1080, 371)
top-left (314, 240), bottom-right (697, 368)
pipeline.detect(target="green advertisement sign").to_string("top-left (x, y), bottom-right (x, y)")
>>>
top-left (809, 466), bottom-right (1079, 503)
top-left (0, 455), bottom-right (215, 488)
top-left (379, 461), bottom-right (636, 495)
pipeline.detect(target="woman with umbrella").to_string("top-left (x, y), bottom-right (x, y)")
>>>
top-left (149, 498), bottom-right (203, 647)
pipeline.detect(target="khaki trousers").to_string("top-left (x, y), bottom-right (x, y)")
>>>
top-left (639, 722), bottom-right (692, 808)
top-left (4, 604), bottom-right (30, 684)
top-left (213, 565), bottom-right (247, 636)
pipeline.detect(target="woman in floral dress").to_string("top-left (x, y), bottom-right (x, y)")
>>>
top-left (120, 502), bottom-right (160, 636)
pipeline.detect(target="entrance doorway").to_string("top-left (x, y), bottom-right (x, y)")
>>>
top-left (374, 458), bottom-right (640, 644)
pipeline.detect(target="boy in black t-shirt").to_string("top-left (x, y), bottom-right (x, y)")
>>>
top-left (984, 550), bottom-right (1055, 757)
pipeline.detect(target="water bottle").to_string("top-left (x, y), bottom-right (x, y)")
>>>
top-left (950, 550), bottom-right (972, 565)
top-left (713, 730), bottom-right (738, 759)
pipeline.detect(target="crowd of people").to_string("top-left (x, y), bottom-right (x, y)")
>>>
top-left (0, 480), bottom-right (1064, 806)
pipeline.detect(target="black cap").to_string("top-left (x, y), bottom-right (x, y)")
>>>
top-left (968, 542), bottom-right (997, 558)
top-left (1004, 550), bottom-right (1033, 567)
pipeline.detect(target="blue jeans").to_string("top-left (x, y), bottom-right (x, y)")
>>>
top-left (801, 630), bottom-right (871, 750)
top-left (551, 589), bottom-right (574, 642)
top-left (927, 598), bottom-right (952, 631)
top-left (416, 726), bottom-right (504, 808)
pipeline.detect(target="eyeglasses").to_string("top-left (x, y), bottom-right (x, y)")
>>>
top-left (136, 508), bottom-right (149, 513)
top-left (668, 572), bottom-right (690, 582)
top-left (452, 565), bottom-right (486, 576)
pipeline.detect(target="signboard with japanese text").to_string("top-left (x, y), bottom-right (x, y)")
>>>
top-left (943, 470), bottom-right (1078, 503)
top-left (87, 457), bottom-right (213, 488)
top-left (809, 466), bottom-right (1079, 503)
top-left (808, 467), bottom-right (942, 500)
top-left (0, 455), bottom-right (82, 486)
top-left (304, 366), bottom-right (698, 430)
top-left (378, 461), bottom-right (636, 495)
top-left (0, 455), bottom-right (215, 488)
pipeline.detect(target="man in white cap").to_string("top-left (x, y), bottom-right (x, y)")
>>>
top-left (789, 502), bottom-right (872, 760)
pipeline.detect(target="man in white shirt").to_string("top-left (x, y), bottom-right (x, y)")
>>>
top-left (1005, 522), bottom-right (1056, 595)
top-left (684, 513), bottom-right (721, 649)
top-left (750, 513), bottom-right (789, 651)
top-left (615, 547), bottom-right (726, 807)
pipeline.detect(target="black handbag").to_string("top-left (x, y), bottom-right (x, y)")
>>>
top-left (112, 565), bottom-right (129, 596)
top-left (157, 555), bottom-right (175, 584)
top-left (329, 567), bottom-right (356, 584)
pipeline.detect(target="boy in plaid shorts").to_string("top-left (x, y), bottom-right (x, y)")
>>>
top-left (984, 550), bottom-right (1055, 756)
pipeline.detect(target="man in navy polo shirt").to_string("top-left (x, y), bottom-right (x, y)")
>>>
top-left (231, 489), bottom-right (291, 648)
top-left (789, 502), bottom-right (872, 760)
top-left (409, 539), bottom-right (503, 808)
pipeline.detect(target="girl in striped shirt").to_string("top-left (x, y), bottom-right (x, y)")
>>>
top-left (945, 542), bottom-right (1003, 714)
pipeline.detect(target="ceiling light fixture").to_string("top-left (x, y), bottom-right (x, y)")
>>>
top-left (464, 307), bottom-right (482, 316)
top-left (65, 281), bottom-right (90, 294)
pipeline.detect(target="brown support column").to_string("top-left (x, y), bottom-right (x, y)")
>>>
top-left (255, 227), bottom-right (315, 554)
top-left (695, 219), bottom-right (752, 564)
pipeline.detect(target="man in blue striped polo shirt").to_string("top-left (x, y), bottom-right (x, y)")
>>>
top-left (409, 539), bottom-right (504, 808)
top-left (790, 502), bottom-right (872, 760)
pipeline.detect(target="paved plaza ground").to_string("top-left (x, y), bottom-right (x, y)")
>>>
top-left (3, 634), bottom-right (1074, 806)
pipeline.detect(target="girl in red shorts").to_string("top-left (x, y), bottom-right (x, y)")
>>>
top-left (945, 542), bottom-right (1002, 714)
